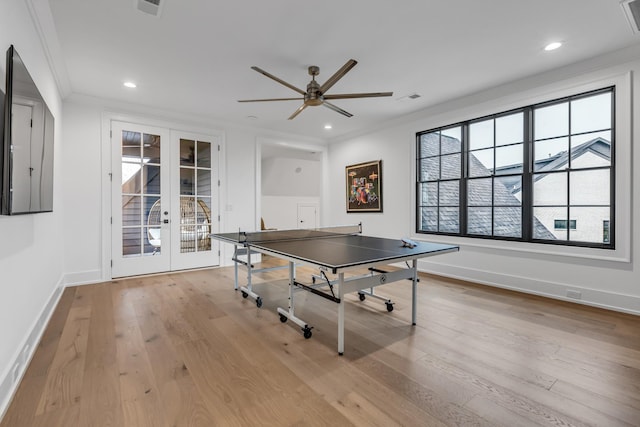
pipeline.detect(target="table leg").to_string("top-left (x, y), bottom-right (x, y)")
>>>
top-left (412, 258), bottom-right (418, 325)
top-left (338, 272), bottom-right (345, 355)
top-left (233, 244), bottom-right (239, 290)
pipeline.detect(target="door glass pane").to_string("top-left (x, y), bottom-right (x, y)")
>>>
top-left (122, 131), bottom-right (141, 158)
top-left (180, 169), bottom-right (195, 195)
top-left (123, 228), bottom-right (141, 257)
top-left (143, 133), bottom-right (161, 163)
top-left (122, 161), bottom-right (141, 194)
top-left (197, 141), bottom-right (211, 168)
top-left (146, 227), bottom-right (161, 255)
top-left (180, 139), bottom-right (195, 166)
top-left (143, 165), bottom-right (161, 194)
top-left (180, 226), bottom-right (196, 253)
top-left (196, 197), bottom-right (212, 252)
top-left (197, 169), bottom-right (212, 196)
top-left (122, 196), bottom-right (141, 226)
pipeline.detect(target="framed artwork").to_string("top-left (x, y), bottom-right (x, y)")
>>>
top-left (346, 160), bottom-right (382, 213)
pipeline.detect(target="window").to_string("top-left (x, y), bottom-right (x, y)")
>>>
top-left (416, 87), bottom-right (614, 249)
top-left (554, 219), bottom-right (577, 230)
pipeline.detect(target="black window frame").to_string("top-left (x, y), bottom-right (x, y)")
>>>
top-left (416, 86), bottom-right (615, 250)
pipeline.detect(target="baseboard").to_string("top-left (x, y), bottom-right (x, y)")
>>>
top-left (62, 269), bottom-right (103, 287)
top-left (0, 276), bottom-right (65, 422)
top-left (417, 260), bottom-right (640, 316)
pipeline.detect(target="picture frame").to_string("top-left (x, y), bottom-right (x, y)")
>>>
top-left (346, 160), bottom-right (382, 213)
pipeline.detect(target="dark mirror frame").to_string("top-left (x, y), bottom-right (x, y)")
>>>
top-left (1, 44), bottom-right (55, 215)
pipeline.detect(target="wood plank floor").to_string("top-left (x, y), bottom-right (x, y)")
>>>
top-left (2, 263), bottom-right (640, 426)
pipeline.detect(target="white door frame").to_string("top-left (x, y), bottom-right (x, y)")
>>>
top-left (101, 112), bottom-right (226, 280)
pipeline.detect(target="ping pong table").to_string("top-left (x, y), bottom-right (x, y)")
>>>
top-left (212, 224), bottom-right (459, 355)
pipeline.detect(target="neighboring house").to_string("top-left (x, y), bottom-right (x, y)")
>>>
top-left (419, 134), bottom-right (611, 242)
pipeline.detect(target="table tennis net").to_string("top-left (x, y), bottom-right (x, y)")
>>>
top-left (237, 224), bottom-right (362, 244)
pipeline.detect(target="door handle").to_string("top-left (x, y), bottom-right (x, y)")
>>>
top-left (163, 219), bottom-right (169, 224)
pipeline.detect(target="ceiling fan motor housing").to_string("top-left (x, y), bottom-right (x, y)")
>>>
top-left (306, 78), bottom-right (323, 105)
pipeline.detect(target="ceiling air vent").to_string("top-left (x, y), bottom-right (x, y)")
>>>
top-left (621, 0), bottom-right (640, 34)
top-left (135, 0), bottom-right (164, 17)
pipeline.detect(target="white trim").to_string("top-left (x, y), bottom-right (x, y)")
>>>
top-left (411, 70), bottom-right (632, 264)
top-left (417, 260), bottom-right (640, 316)
top-left (62, 269), bottom-right (103, 287)
top-left (0, 276), bottom-right (65, 421)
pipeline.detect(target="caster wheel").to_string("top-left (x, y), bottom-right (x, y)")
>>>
top-left (358, 293), bottom-right (366, 302)
top-left (279, 314), bottom-right (288, 323)
top-left (241, 291), bottom-right (248, 299)
top-left (303, 327), bottom-right (312, 339)
top-left (386, 302), bottom-right (394, 312)
top-left (256, 297), bottom-right (263, 308)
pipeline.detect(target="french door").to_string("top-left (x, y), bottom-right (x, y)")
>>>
top-left (111, 121), bottom-right (219, 278)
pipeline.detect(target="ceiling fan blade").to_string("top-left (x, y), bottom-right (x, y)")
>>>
top-left (288, 103), bottom-right (309, 120)
top-left (319, 59), bottom-right (357, 94)
top-left (238, 97), bottom-right (303, 102)
top-left (251, 66), bottom-right (306, 96)
top-left (322, 101), bottom-right (353, 118)
top-left (323, 92), bottom-right (393, 100)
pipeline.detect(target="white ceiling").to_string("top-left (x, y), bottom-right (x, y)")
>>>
top-left (45, 0), bottom-right (639, 141)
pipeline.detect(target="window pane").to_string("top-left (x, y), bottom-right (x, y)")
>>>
top-left (533, 172), bottom-right (567, 205)
top-left (468, 178), bottom-right (492, 206)
top-left (419, 133), bottom-right (439, 158)
top-left (494, 176), bottom-right (521, 206)
top-left (469, 119), bottom-right (493, 150)
top-left (534, 102), bottom-right (568, 139)
top-left (534, 137), bottom-right (568, 171)
top-left (570, 131), bottom-right (611, 169)
top-left (569, 207), bottom-right (610, 244)
top-left (441, 127), bottom-right (462, 154)
top-left (439, 181), bottom-right (459, 206)
top-left (197, 141), bottom-right (211, 168)
top-left (419, 182), bottom-right (438, 206)
top-left (569, 169), bottom-right (609, 205)
top-left (494, 207), bottom-right (521, 237)
top-left (571, 92), bottom-right (611, 134)
top-left (469, 148), bottom-right (493, 177)
top-left (533, 207), bottom-right (565, 240)
top-left (143, 133), bottom-right (161, 163)
top-left (439, 207), bottom-right (459, 233)
top-left (180, 139), bottom-right (195, 166)
top-left (495, 144), bottom-right (523, 174)
top-left (180, 169), bottom-right (195, 195)
top-left (419, 157), bottom-right (440, 181)
top-left (440, 153), bottom-right (461, 179)
top-left (419, 207), bottom-right (438, 232)
top-left (495, 113), bottom-right (523, 146)
top-left (467, 207), bottom-right (491, 235)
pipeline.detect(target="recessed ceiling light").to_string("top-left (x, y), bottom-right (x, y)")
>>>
top-left (544, 42), bottom-right (562, 51)
top-left (247, 115), bottom-right (258, 120)
top-left (324, 124), bottom-right (332, 130)
top-left (124, 81), bottom-right (137, 88)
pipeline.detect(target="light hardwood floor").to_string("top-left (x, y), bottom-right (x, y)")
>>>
top-left (2, 263), bottom-right (640, 426)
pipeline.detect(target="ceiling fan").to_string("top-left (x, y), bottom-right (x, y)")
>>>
top-left (238, 59), bottom-right (393, 120)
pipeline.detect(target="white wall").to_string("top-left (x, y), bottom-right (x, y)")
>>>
top-left (262, 196), bottom-right (319, 230)
top-left (0, 0), bottom-right (65, 417)
top-left (327, 46), bottom-right (640, 314)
